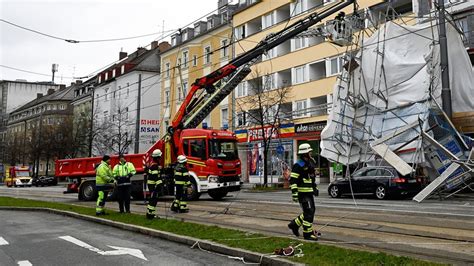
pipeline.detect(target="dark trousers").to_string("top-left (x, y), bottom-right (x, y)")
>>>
top-left (147, 183), bottom-right (162, 217)
top-left (117, 185), bottom-right (131, 213)
top-left (293, 193), bottom-right (316, 236)
top-left (171, 184), bottom-right (188, 211)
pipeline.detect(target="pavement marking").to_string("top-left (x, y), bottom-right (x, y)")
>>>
top-left (0, 237), bottom-right (9, 245)
top-left (17, 261), bottom-right (32, 266)
top-left (59, 236), bottom-right (147, 261)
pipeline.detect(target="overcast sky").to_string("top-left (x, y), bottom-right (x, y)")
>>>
top-left (0, 0), bottom-right (223, 85)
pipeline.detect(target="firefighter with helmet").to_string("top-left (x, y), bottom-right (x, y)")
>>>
top-left (146, 149), bottom-right (163, 219)
top-left (287, 143), bottom-right (320, 241)
top-left (171, 155), bottom-right (191, 213)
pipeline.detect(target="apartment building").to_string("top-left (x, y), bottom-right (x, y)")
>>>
top-left (232, 0), bottom-right (415, 183)
top-left (159, 0), bottom-right (237, 135)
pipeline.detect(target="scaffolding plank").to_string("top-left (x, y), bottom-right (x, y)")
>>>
top-left (413, 163), bottom-right (461, 203)
top-left (371, 121), bottom-right (419, 146)
top-left (371, 143), bottom-right (413, 175)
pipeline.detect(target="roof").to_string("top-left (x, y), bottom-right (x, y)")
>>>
top-left (11, 85), bottom-right (76, 114)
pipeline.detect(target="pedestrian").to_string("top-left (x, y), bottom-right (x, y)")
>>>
top-left (145, 149), bottom-right (163, 219)
top-left (287, 143), bottom-right (320, 241)
top-left (113, 154), bottom-right (136, 213)
top-left (95, 155), bottom-right (115, 216)
top-left (170, 155), bottom-right (190, 213)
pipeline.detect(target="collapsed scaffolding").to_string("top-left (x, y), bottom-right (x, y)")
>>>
top-left (318, 6), bottom-right (474, 201)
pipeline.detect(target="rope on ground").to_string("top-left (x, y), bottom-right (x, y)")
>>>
top-left (190, 240), bottom-right (263, 265)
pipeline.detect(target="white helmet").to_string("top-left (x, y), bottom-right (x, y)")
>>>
top-left (152, 149), bottom-right (162, 158)
top-left (177, 155), bottom-right (187, 164)
top-left (298, 143), bottom-right (313, 154)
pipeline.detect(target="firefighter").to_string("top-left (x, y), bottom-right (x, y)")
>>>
top-left (95, 155), bottom-right (115, 216)
top-left (146, 149), bottom-right (163, 219)
top-left (113, 154), bottom-right (136, 213)
top-left (171, 155), bottom-right (191, 213)
top-left (287, 143), bottom-right (319, 241)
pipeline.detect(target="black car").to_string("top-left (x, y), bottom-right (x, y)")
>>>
top-left (328, 166), bottom-right (424, 200)
top-left (33, 176), bottom-right (58, 187)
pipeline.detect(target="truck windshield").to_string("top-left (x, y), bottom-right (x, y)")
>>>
top-left (209, 140), bottom-right (238, 160)
top-left (16, 171), bottom-right (30, 177)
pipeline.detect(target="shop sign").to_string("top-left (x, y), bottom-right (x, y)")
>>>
top-left (235, 123), bottom-right (294, 142)
top-left (295, 122), bottom-right (326, 134)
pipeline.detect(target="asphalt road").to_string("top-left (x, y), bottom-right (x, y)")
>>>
top-left (0, 210), bottom-right (242, 266)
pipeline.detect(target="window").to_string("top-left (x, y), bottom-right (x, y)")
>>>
top-left (328, 56), bottom-right (344, 75)
top-left (183, 140), bottom-right (190, 156)
top-left (456, 17), bottom-right (469, 43)
top-left (165, 90), bottom-right (170, 107)
top-left (103, 111), bottom-right (108, 119)
top-left (192, 55), bottom-right (198, 66)
top-left (221, 39), bottom-right (229, 58)
top-left (113, 91), bottom-right (116, 99)
top-left (292, 37), bottom-right (308, 50)
top-left (112, 69), bottom-right (116, 78)
top-left (236, 112), bottom-right (246, 126)
top-left (104, 88), bottom-right (109, 101)
top-left (105, 72), bottom-right (108, 80)
top-left (118, 86), bottom-right (121, 98)
top-left (177, 58), bottom-right (182, 68)
top-left (293, 65), bottom-right (307, 84)
top-left (262, 47), bottom-right (276, 60)
top-left (127, 83), bottom-right (130, 97)
top-left (204, 46), bottom-right (211, 64)
top-left (221, 107), bottom-right (228, 128)
top-left (182, 51), bottom-right (189, 68)
top-left (190, 139), bottom-right (206, 159)
top-left (236, 82), bottom-right (248, 97)
top-left (263, 74), bottom-right (275, 90)
top-left (47, 118), bottom-right (54, 125)
top-left (165, 62), bottom-right (170, 78)
top-left (121, 65), bottom-right (125, 74)
top-left (182, 81), bottom-right (188, 99)
top-left (262, 12), bottom-right (274, 29)
top-left (234, 25), bottom-right (246, 40)
top-left (60, 104), bottom-right (66, 110)
top-left (294, 99), bottom-right (308, 117)
top-left (125, 107), bottom-right (129, 120)
top-left (291, 0), bottom-right (305, 16)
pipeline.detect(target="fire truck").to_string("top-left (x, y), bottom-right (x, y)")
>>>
top-left (56, 0), bottom-right (356, 201)
top-left (5, 166), bottom-right (33, 187)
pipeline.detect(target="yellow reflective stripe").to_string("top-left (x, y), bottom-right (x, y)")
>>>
top-left (298, 187), bottom-right (314, 192)
top-left (156, 180), bottom-right (163, 184)
top-left (303, 179), bottom-right (313, 183)
top-left (175, 181), bottom-right (186, 185)
top-left (303, 221), bottom-right (312, 226)
top-left (147, 180), bottom-right (156, 184)
top-left (149, 170), bottom-right (159, 174)
top-left (147, 205), bottom-right (156, 210)
top-left (292, 193), bottom-right (298, 197)
top-left (187, 159), bottom-right (206, 167)
top-left (290, 172), bottom-right (299, 178)
top-left (175, 172), bottom-right (183, 176)
top-left (290, 184), bottom-right (297, 189)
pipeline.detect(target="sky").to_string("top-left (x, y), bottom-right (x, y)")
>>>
top-left (0, 0), bottom-right (222, 85)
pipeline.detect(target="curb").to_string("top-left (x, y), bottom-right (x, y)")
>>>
top-left (0, 206), bottom-right (301, 266)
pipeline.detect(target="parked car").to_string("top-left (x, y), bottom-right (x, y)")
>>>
top-left (32, 176), bottom-right (58, 187)
top-left (328, 166), bottom-right (424, 200)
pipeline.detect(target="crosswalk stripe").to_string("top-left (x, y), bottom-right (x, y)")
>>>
top-left (17, 261), bottom-right (32, 266)
top-left (0, 237), bottom-right (9, 245)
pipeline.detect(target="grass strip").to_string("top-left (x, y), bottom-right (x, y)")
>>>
top-left (0, 196), bottom-right (441, 266)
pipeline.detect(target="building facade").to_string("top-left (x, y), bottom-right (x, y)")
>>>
top-left (0, 80), bottom-right (61, 168)
top-left (5, 85), bottom-right (75, 176)
top-left (159, 0), bottom-right (237, 136)
top-left (232, 0), bottom-right (417, 183)
top-left (90, 41), bottom-right (170, 156)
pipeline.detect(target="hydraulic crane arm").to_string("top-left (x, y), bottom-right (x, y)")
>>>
top-left (170, 0), bottom-right (355, 133)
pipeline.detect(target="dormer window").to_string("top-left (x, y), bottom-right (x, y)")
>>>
top-left (112, 69), bottom-right (116, 78)
top-left (105, 72), bottom-right (108, 80)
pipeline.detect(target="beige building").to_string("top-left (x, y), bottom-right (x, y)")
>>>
top-left (159, 1), bottom-right (237, 135)
top-left (232, 0), bottom-right (414, 183)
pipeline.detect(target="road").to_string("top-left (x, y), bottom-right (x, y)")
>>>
top-left (0, 210), bottom-right (242, 266)
top-left (1, 185), bottom-right (474, 264)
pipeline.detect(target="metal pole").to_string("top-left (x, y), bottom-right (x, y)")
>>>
top-left (438, 0), bottom-right (452, 118)
top-left (22, 120), bottom-right (27, 165)
top-left (88, 88), bottom-right (95, 157)
top-left (134, 74), bottom-right (142, 153)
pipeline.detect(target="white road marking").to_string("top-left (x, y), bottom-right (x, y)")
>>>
top-left (0, 237), bottom-right (9, 245)
top-left (59, 236), bottom-right (147, 261)
top-left (17, 261), bottom-right (32, 266)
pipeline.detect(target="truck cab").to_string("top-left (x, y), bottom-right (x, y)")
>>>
top-left (178, 129), bottom-right (241, 200)
top-left (5, 166), bottom-right (33, 187)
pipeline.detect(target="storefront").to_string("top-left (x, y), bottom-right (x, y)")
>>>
top-left (235, 124), bottom-right (295, 184)
top-left (293, 121), bottom-right (330, 184)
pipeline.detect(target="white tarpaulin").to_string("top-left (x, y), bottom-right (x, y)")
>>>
top-left (321, 21), bottom-right (474, 165)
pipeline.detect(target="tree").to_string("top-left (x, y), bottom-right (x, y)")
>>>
top-left (4, 132), bottom-right (22, 166)
top-left (236, 70), bottom-right (292, 186)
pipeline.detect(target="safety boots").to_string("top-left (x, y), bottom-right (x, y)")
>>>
top-left (287, 221), bottom-right (300, 237)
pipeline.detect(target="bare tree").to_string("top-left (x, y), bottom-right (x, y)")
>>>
top-left (236, 70), bottom-right (292, 186)
top-left (4, 132), bottom-right (22, 166)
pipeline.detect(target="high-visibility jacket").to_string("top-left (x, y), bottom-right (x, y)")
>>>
top-left (289, 159), bottom-right (316, 196)
top-left (146, 162), bottom-right (162, 185)
top-left (113, 161), bottom-right (136, 186)
top-left (174, 164), bottom-right (191, 186)
top-left (96, 161), bottom-right (114, 185)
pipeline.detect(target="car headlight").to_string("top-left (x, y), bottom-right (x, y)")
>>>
top-left (208, 175), bottom-right (219, 183)
top-left (28, 179), bottom-right (32, 184)
top-left (15, 179), bottom-right (21, 184)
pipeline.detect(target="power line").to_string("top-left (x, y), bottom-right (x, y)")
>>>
top-left (0, 18), bottom-right (176, 43)
top-left (0, 64), bottom-right (78, 79)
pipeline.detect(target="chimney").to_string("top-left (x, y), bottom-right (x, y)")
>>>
top-left (47, 88), bottom-right (55, 95)
top-left (119, 51), bottom-right (128, 60)
top-left (158, 42), bottom-right (171, 52)
top-left (151, 41), bottom-right (158, 49)
top-left (37, 93), bottom-right (43, 99)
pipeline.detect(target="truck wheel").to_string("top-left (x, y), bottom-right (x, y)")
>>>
top-left (186, 179), bottom-right (201, 201)
top-left (80, 182), bottom-right (97, 201)
top-left (208, 190), bottom-right (228, 200)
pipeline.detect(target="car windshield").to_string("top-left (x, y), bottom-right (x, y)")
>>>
top-left (209, 140), bottom-right (238, 160)
top-left (16, 171), bottom-right (30, 177)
